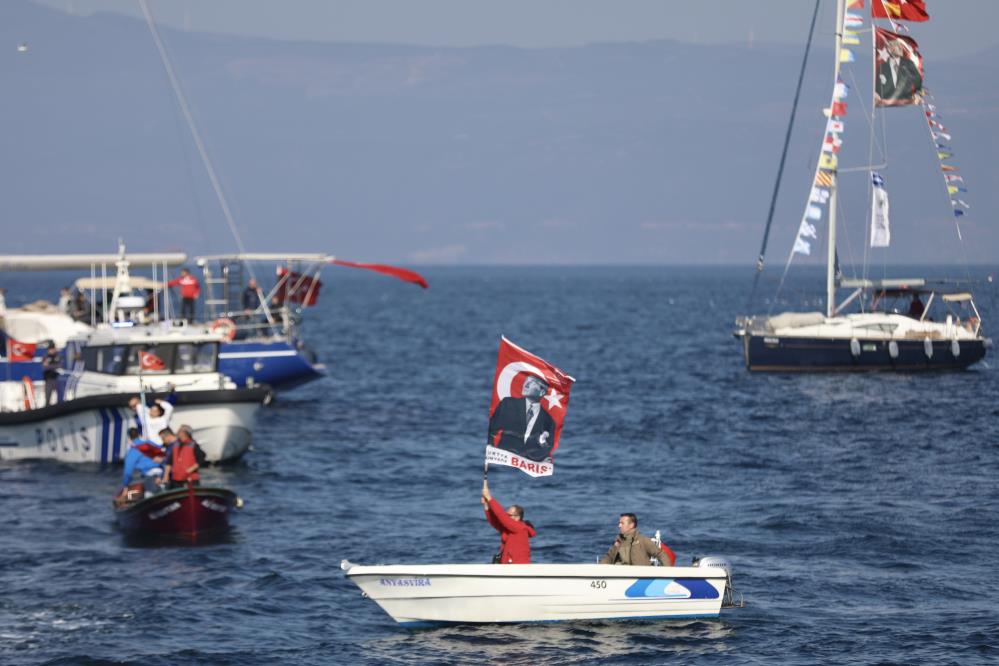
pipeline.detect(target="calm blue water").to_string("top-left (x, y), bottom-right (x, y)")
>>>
top-left (2, 265), bottom-right (998, 665)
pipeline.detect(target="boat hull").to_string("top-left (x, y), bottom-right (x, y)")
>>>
top-left (740, 333), bottom-right (987, 371)
top-left (0, 388), bottom-right (268, 463)
top-left (114, 486), bottom-right (237, 541)
top-left (343, 563), bottom-right (728, 627)
top-left (219, 338), bottom-right (325, 390)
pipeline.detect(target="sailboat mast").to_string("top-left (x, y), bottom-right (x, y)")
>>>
top-left (826, 0), bottom-right (846, 317)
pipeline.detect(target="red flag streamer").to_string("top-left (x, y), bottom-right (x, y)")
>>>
top-left (485, 337), bottom-right (575, 478)
top-left (330, 259), bottom-right (429, 289)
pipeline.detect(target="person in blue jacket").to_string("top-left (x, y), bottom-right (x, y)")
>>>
top-left (116, 427), bottom-right (166, 501)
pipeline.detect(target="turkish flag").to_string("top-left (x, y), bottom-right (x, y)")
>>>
top-left (485, 336), bottom-right (575, 477)
top-left (872, 0), bottom-right (929, 22)
top-left (874, 27), bottom-right (923, 107)
top-left (7, 338), bottom-right (37, 362)
top-left (275, 267), bottom-right (324, 307)
top-left (139, 351), bottom-right (166, 371)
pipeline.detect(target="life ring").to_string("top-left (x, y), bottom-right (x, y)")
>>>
top-left (21, 376), bottom-right (36, 410)
top-left (210, 317), bottom-right (237, 341)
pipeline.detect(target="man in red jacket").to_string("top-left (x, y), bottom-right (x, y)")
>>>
top-left (167, 268), bottom-right (201, 323)
top-left (482, 479), bottom-right (535, 564)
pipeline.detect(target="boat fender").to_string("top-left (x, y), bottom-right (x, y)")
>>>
top-left (888, 341), bottom-right (899, 359)
top-left (210, 317), bottom-right (237, 341)
top-left (923, 338), bottom-right (934, 359)
top-left (850, 338), bottom-right (861, 358)
top-left (235, 496), bottom-right (244, 509)
top-left (21, 376), bottom-right (36, 410)
top-left (951, 340), bottom-right (960, 357)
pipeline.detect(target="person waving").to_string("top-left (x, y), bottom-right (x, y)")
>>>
top-left (481, 479), bottom-right (535, 564)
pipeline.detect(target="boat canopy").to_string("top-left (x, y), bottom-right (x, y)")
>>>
top-left (839, 278), bottom-right (926, 289)
top-left (195, 253), bottom-right (332, 263)
top-left (0, 253), bottom-right (187, 271)
top-left (74, 276), bottom-right (164, 291)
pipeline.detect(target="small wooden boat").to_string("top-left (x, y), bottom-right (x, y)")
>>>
top-left (341, 557), bottom-right (740, 627)
top-left (114, 484), bottom-right (241, 542)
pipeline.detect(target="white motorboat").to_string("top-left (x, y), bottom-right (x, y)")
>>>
top-left (340, 558), bottom-right (739, 628)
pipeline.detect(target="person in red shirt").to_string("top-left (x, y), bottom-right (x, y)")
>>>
top-left (161, 427), bottom-right (200, 489)
top-left (482, 479), bottom-right (535, 564)
top-left (167, 268), bottom-right (201, 323)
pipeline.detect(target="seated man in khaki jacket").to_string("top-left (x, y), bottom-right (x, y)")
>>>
top-left (600, 513), bottom-right (672, 566)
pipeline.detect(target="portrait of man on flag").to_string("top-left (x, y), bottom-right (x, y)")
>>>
top-left (485, 337), bottom-right (574, 477)
top-left (874, 28), bottom-right (923, 107)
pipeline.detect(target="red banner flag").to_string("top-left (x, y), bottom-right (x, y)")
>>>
top-left (874, 27), bottom-right (923, 107)
top-left (485, 337), bottom-right (575, 477)
top-left (139, 351), bottom-right (166, 371)
top-left (6, 338), bottom-right (37, 362)
top-left (830, 101), bottom-right (848, 117)
top-left (872, 0), bottom-right (929, 22)
top-left (330, 259), bottom-right (429, 289)
top-left (275, 267), bottom-right (324, 307)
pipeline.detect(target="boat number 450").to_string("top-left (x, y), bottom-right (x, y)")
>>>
top-left (590, 580), bottom-right (607, 589)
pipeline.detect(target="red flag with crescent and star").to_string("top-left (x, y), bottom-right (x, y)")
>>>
top-left (485, 336), bottom-right (575, 478)
top-left (139, 351), bottom-right (166, 371)
top-left (6, 338), bottom-right (37, 362)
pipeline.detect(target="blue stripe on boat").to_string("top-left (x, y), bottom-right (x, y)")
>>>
top-left (99, 408), bottom-right (110, 465)
top-left (110, 408), bottom-right (123, 462)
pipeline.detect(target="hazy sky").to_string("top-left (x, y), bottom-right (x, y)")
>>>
top-left (31, 0), bottom-right (999, 59)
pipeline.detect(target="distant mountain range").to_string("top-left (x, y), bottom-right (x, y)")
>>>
top-left (1, 0), bottom-right (996, 266)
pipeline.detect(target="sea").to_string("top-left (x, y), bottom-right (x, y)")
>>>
top-left (1, 265), bottom-right (997, 665)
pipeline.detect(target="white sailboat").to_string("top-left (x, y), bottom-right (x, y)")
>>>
top-left (735, 0), bottom-right (989, 371)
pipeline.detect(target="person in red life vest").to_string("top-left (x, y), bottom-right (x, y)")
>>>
top-left (160, 427), bottom-right (200, 489)
top-left (481, 479), bottom-right (535, 564)
top-left (167, 267), bottom-right (201, 323)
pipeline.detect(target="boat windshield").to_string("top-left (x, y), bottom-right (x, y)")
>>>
top-left (80, 342), bottom-right (218, 375)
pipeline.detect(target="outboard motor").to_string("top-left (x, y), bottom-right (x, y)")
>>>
top-left (693, 556), bottom-right (744, 608)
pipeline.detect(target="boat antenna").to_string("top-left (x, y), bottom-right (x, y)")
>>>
top-left (748, 0), bottom-right (822, 310)
top-left (137, 0), bottom-right (259, 285)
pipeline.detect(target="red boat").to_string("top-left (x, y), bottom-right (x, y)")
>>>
top-left (114, 484), bottom-right (241, 542)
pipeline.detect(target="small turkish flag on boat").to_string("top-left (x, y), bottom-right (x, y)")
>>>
top-left (6, 338), bottom-right (37, 362)
top-left (139, 351), bottom-right (166, 371)
top-left (485, 337), bottom-right (575, 478)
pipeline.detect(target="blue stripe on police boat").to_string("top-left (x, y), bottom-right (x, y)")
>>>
top-left (98, 408), bottom-right (111, 464)
top-left (110, 408), bottom-right (123, 462)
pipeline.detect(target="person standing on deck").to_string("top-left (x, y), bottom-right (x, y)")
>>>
top-left (42, 345), bottom-right (61, 406)
top-left (167, 268), bottom-right (200, 323)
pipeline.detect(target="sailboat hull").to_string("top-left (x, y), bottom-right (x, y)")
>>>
top-left (740, 333), bottom-right (987, 371)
